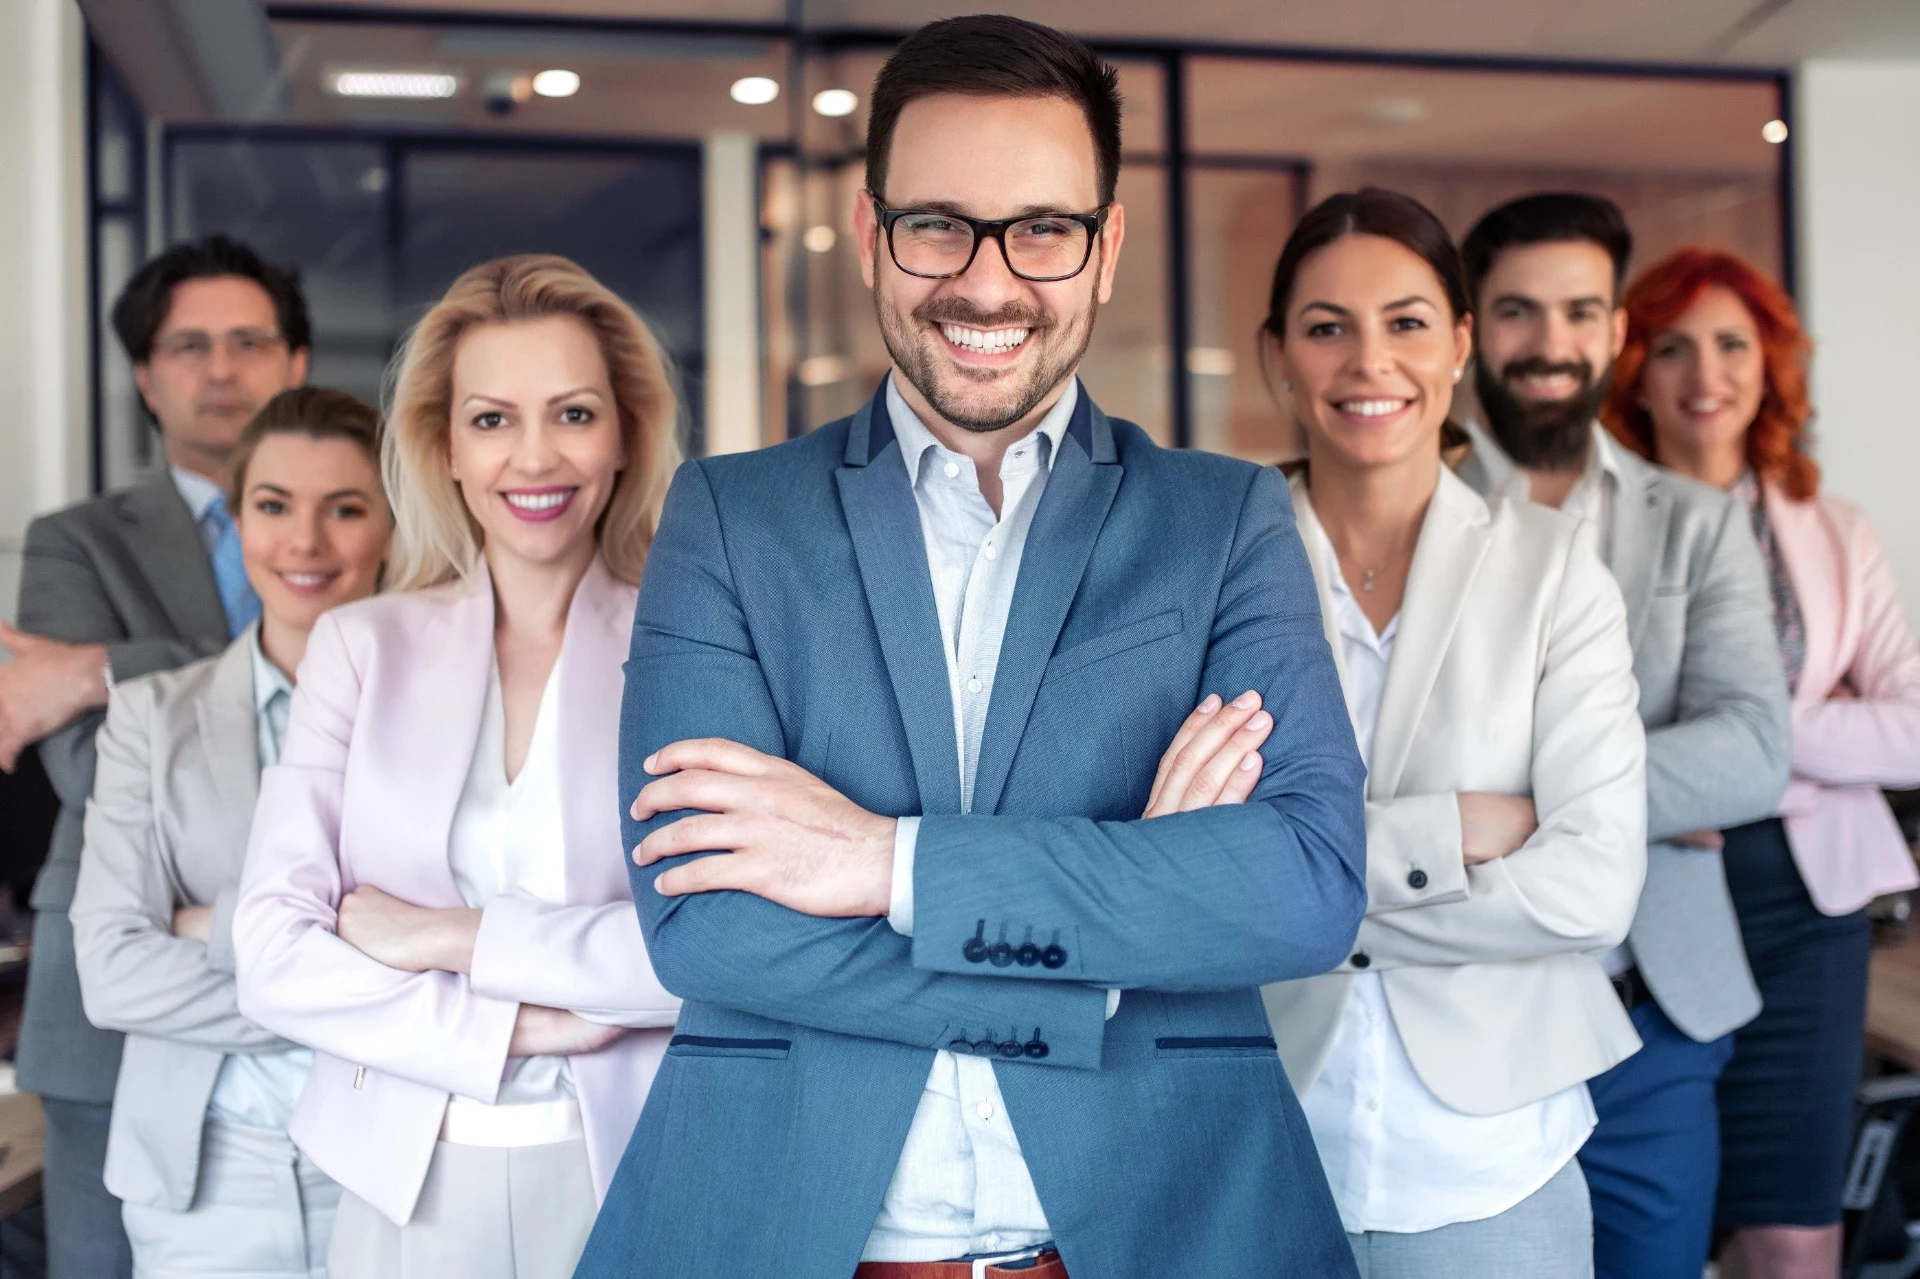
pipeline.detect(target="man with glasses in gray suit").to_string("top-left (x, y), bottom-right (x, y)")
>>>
top-left (0, 236), bottom-right (309, 1277)
top-left (1455, 193), bottom-right (1789, 1279)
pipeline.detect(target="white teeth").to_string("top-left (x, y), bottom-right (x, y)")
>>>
top-left (280, 572), bottom-right (333, 588)
top-left (504, 490), bottom-right (572, 511)
top-left (1685, 398), bottom-right (1722, 413)
top-left (941, 323), bottom-right (1030, 354)
top-left (1339, 399), bottom-right (1407, 418)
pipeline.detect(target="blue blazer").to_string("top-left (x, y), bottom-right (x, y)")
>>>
top-left (579, 384), bottom-right (1368, 1278)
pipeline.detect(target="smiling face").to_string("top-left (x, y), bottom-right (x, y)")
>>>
top-left (236, 432), bottom-right (388, 634)
top-left (447, 315), bottom-right (625, 578)
top-left (1472, 239), bottom-right (1626, 470)
top-left (1637, 283), bottom-right (1767, 468)
top-left (851, 92), bottom-right (1125, 437)
top-left (1272, 232), bottom-right (1472, 475)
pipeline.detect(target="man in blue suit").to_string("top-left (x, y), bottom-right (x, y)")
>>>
top-left (580, 16), bottom-right (1368, 1278)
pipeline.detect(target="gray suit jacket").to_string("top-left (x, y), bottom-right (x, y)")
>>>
top-left (16, 473), bottom-right (227, 1102)
top-left (70, 635), bottom-right (295, 1210)
top-left (1459, 430), bottom-right (1791, 1042)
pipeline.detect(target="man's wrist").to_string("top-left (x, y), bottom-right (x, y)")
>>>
top-left (71, 642), bottom-right (110, 712)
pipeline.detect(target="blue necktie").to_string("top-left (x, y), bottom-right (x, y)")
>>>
top-left (205, 496), bottom-right (261, 638)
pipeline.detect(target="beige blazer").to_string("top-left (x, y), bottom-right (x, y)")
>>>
top-left (70, 632), bottom-right (298, 1212)
top-left (1264, 467), bottom-right (1649, 1116)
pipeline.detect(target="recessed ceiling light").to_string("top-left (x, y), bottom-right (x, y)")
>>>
top-left (812, 88), bottom-right (858, 118)
top-left (798, 355), bottom-right (851, 387)
top-left (1762, 118), bottom-right (1789, 144)
top-left (803, 225), bottom-right (837, 253)
top-left (532, 69), bottom-right (580, 99)
top-left (731, 76), bottom-right (780, 106)
top-left (330, 70), bottom-right (459, 99)
top-left (1368, 97), bottom-right (1427, 125)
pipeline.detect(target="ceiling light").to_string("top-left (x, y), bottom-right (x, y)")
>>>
top-left (532, 69), bottom-right (581, 99)
top-left (803, 225), bottom-right (837, 253)
top-left (1762, 118), bottom-right (1789, 144)
top-left (730, 76), bottom-right (780, 106)
top-left (330, 70), bottom-right (459, 100)
top-left (798, 355), bottom-right (851, 387)
top-left (1368, 97), bottom-right (1427, 125)
top-left (812, 88), bottom-right (858, 118)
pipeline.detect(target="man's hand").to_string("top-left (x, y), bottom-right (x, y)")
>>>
top-left (1142, 691), bottom-right (1272, 817)
top-left (1458, 792), bottom-right (1538, 864)
top-left (630, 738), bottom-right (896, 917)
top-left (508, 1004), bottom-right (627, 1057)
top-left (336, 885), bottom-right (481, 974)
top-left (171, 905), bottom-right (214, 944)
top-left (0, 622), bottom-right (109, 771)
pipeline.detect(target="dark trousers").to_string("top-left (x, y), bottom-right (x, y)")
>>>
top-left (1579, 999), bottom-right (1735, 1279)
top-left (39, 1099), bottom-right (130, 1279)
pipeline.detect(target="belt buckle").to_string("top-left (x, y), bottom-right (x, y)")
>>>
top-left (972, 1245), bottom-right (1046, 1279)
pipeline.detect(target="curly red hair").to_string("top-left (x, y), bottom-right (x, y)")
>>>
top-left (1603, 246), bottom-right (1819, 500)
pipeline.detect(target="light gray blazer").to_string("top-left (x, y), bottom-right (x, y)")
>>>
top-left (1459, 432), bottom-right (1791, 1042)
top-left (70, 634), bottom-right (295, 1212)
top-left (18, 473), bottom-right (228, 1103)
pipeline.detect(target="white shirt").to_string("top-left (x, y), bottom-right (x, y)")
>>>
top-left (446, 655), bottom-right (574, 1105)
top-left (206, 628), bottom-right (315, 1129)
top-left (1300, 519), bottom-right (1595, 1235)
top-left (1467, 422), bottom-right (1634, 976)
top-left (862, 377), bottom-right (1078, 1264)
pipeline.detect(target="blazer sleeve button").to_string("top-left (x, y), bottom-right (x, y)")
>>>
top-left (1351, 952), bottom-right (1371, 969)
top-left (1024, 1039), bottom-right (1050, 1059)
top-left (1041, 945), bottom-right (1067, 969)
top-left (1015, 943), bottom-right (1040, 967)
top-left (988, 942), bottom-right (1015, 967)
top-left (1407, 869), bottom-right (1428, 890)
top-left (963, 920), bottom-right (988, 964)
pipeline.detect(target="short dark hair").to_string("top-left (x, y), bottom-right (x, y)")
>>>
top-left (1460, 192), bottom-right (1633, 306)
top-left (227, 386), bottom-right (382, 506)
top-left (110, 234), bottom-right (311, 364)
top-left (865, 15), bottom-right (1123, 206)
top-left (1263, 187), bottom-right (1471, 340)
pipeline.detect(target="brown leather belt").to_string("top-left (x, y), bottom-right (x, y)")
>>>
top-left (855, 1249), bottom-right (1067, 1279)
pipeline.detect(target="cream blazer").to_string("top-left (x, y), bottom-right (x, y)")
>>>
top-left (1265, 467), bottom-right (1649, 1116)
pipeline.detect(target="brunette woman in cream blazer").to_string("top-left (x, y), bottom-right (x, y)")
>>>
top-left (71, 388), bottom-right (391, 1277)
top-left (1256, 190), bottom-right (1647, 1279)
top-left (1605, 246), bottom-right (1920, 1279)
top-left (232, 256), bottom-right (682, 1279)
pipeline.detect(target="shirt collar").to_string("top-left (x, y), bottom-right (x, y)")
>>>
top-left (248, 624), bottom-right (293, 715)
top-left (884, 374), bottom-right (1078, 488)
top-left (1467, 419), bottom-right (1622, 504)
top-left (171, 467), bottom-right (228, 523)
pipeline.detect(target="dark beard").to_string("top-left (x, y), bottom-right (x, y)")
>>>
top-left (1474, 356), bottom-right (1610, 471)
top-left (877, 274), bottom-right (1099, 434)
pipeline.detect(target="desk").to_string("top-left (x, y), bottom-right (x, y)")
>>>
top-left (1867, 928), bottom-right (1920, 1072)
top-left (0, 1091), bottom-right (43, 1221)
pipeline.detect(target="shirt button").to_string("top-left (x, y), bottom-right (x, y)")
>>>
top-left (975, 1100), bottom-right (995, 1121)
top-left (1351, 952), bottom-right (1371, 969)
top-left (982, 543), bottom-right (998, 561)
top-left (967, 677), bottom-right (983, 694)
top-left (943, 461), bottom-right (961, 479)
top-left (1408, 869), bottom-right (1428, 890)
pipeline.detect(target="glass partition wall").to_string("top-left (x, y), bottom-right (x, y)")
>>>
top-left (91, 10), bottom-right (1789, 475)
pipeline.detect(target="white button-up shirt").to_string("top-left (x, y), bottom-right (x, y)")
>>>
top-left (1300, 519), bottom-right (1595, 1235)
top-left (863, 377), bottom-right (1077, 1264)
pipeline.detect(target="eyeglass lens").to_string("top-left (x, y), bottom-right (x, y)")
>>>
top-left (891, 213), bottom-right (1093, 281)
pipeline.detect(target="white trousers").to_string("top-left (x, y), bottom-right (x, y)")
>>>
top-left (325, 1137), bottom-right (595, 1279)
top-left (121, 1117), bottom-right (340, 1279)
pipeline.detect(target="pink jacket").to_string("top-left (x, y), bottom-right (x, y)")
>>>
top-left (1766, 481), bottom-right (1920, 915)
top-left (233, 556), bottom-right (676, 1226)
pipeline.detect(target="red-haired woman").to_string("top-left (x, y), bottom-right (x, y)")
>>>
top-left (1605, 246), bottom-right (1920, 1279)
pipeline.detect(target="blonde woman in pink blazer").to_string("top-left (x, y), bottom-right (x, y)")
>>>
top-left (233, 255), bottom-right (683, 1279)
top-left (1606, 246), bottom-right (1920, 1279)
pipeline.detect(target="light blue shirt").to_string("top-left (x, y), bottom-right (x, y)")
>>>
top-left (170, 466), bottom-right (227, 560)
top-left (205, 627), bottom-right (314, 1130)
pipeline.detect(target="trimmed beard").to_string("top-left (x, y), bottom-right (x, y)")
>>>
top-left (1474, 356), bottom-right (1610, 472)
top-left (876, 269), bottom-right (1100, 435)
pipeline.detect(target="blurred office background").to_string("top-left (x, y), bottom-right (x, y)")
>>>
top-left (0, 0), bottom-right (1916, 617)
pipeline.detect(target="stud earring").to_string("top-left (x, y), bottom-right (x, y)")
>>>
top-left (1281, 380), bottom-right (1293, 392)
top-left (1452, 368), bottom-right (1463, 383)
top-left (450, 464), bottom-right (461, 480)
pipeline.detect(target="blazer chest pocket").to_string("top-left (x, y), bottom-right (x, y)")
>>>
top-left (1154, 1035), bottom-right (1279, 1060)
top-left (1045, 609), bottom-right (1184, 682)
top-left (666, 1035), bottom-right (791, 1061)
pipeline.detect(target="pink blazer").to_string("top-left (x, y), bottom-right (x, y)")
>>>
top-left (1765, 481), bottom-right (1920, 915)
top-left (233, 556), bottom-right (677, 1226)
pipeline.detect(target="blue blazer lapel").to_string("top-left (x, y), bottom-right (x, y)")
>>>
top-left (969, 391), bottom-right (1122, 816)
top-left (834, 385), bottom-right (965, 817)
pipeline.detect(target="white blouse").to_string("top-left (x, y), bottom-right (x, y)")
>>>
top-left (1300, 519), bottom-right (1595, 1236)
top-left (447, 655), bottom-right (573, 1107)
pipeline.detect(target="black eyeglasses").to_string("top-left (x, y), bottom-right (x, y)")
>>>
top-left (872, 195), bottom-right (1110, 282)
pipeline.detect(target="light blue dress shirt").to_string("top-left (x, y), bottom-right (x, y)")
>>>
top-left (171, 467), bottom-right (260, 638)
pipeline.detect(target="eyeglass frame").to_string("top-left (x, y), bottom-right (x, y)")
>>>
top-left (870, 194), bottom-right (1112, 282)
top-left (148, 327), bottom-right (290, 365)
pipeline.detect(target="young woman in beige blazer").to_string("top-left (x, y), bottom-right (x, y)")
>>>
top-left (71, 389), bottom-right (391, 1278)
top-left (1256, 190), bottom-right (1649, 1279)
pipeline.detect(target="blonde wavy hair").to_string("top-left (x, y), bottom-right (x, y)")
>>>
top-left (381, 254), bottom-right (682, 590)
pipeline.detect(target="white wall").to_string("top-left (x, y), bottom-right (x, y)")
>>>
top-left (0, 0), bottom-right (89, 615)
top-left (1795, 60), bottom-right (1920, 625)
top-left (703, 133), bottom-right (763, 457)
